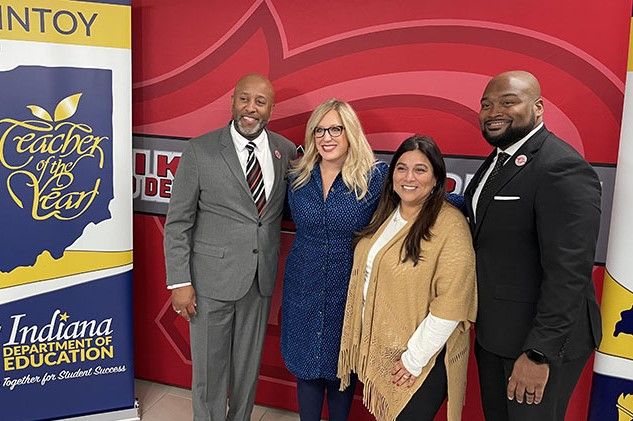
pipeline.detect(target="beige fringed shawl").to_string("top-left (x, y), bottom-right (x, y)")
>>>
top-left (337, 202), bottom-right (477, 421)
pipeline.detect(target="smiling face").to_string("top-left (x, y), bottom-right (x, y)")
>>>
top-left (231, 75), bottom-right (275, 139)
top-left (479, 72), bottom-right (544, 149)
top-left (314, 109), bottom-right (349, 167)
top-left (392, 150), bottom-right (437, 209)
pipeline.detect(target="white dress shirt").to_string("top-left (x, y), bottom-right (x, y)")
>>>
top-left (230, 122), bottom-right (275, 200)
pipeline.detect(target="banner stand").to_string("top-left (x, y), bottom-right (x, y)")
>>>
top-left (63, 404), bottom-right (140, 421)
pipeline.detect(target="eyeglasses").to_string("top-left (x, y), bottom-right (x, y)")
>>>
top-left (313, 125), bottom-right (345, 138)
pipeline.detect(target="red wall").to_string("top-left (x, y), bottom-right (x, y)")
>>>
top-left (131, 1), bottom-right (631, 419)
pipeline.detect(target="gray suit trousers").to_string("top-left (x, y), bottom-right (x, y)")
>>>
top-left (189, 279), bottom-right (271, 421)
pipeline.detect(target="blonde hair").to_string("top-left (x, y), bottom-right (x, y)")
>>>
top-left (290, 99), bottom-right (376, 199)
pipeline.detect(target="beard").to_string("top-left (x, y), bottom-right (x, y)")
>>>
top-left (234, 116), bottom-right (267, 139)
top-left (482, 114), bottom-right (536, 149)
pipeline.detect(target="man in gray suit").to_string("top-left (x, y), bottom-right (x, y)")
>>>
top-left (164, 74), bottom-right (297, 421)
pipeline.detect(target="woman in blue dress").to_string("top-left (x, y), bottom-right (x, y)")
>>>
top-left (281, 98), bottom-right (388, 421)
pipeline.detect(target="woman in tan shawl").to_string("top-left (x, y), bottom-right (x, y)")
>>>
top-left (337, 135), bottom-right (476, 421)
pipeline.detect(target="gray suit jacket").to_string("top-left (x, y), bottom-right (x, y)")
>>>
top-left (164, 124), bottom-right (297, 300)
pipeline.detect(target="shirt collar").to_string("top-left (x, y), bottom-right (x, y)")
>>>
top-left (498, 122), bottom-right (544, 157)
top-left (230, 121), bottom-right (267, 151)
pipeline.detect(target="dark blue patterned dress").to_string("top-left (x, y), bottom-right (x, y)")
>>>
top-left (281, 162), bottom-right (388, 380)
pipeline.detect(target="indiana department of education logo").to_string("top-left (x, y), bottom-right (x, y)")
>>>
top-left (1, 309), bottom-right (114, 373)
top-left (0, 308), bottom-right (127, 392)
top-left (0, 66), bottom-right (113, 277)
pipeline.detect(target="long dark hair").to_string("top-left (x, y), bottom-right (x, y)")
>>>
top-left (356, 135), bottom-right (447, 265)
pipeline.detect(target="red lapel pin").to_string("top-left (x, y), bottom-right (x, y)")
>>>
top-left (515, 154), bottom-right (527, 166)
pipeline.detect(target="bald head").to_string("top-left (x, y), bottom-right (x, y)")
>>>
top-left (488, 71), bottom-right (541, 100)
top-left (231, 73), bottom-right (275, 139)
top-left (479, 70), bottom-right (544, 149)
top-left (233, 73), bottom-right (275, 103)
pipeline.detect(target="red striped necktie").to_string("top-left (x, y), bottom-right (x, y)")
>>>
top-left (245, 141), bottom-right (266, 215)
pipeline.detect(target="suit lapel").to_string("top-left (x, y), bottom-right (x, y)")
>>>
top-left (220, 126), bottom-right (290, 218)
top-left (219, 125), bottom-right (252, 198)
top-left (266, 133), bottom-right (283, 202)
top-left (465, 151), bottom-right (496, 233)
top-left (474, 127), bottom-right (549, 238)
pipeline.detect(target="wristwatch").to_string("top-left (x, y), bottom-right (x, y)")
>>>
top-left (525, 349), bottom-right (548, 364)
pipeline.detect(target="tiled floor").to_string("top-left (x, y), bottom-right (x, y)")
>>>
top-left (135, 379), bottom-right (301, 421)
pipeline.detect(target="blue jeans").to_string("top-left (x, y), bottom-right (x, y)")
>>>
top-left (296, 375), bottom-right (357, 421)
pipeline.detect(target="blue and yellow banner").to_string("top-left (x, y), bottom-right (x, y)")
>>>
top-left (0, 0), bottom-right (134, 419)
top-left (588, 15), bottom-right (633, 421)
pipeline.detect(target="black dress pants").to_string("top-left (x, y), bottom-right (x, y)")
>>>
top-left (475, 341), bottom-right (590, 421)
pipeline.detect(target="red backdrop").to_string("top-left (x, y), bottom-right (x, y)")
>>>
top-left (131, 1), bottom-right (631, 419)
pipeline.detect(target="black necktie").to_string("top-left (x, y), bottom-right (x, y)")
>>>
top-left (245, 142), bottom-right (266, 215)
top-left (477, 151), bottom-right (510, 222)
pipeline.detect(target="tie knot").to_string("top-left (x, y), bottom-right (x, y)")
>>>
top-left (245, 141), bottom-right (256, 153)
top-left (497, 151), bottom-right (510, 165)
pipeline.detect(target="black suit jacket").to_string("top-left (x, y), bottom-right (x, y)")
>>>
top-left (464, 126), bottom-right (602, 365)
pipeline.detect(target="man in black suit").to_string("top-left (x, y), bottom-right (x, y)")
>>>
top-left (464, 71), bottom-right (602, 420)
